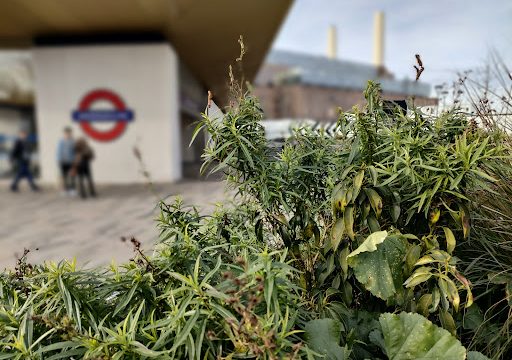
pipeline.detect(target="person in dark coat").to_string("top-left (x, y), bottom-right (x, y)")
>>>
top-left (10, 129), bottom-right (39, 192)
top-left (72, 137), bottom-right (96, 199)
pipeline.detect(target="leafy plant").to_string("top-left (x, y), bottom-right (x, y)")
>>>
top-left (304, 318), bottom-right (350, 360)
top-left (347, 231), bottom-right (407, 301)
top-left (379, 312), bottom-right (466, 360)
top-left (1, 75), bottom-right (511, 358)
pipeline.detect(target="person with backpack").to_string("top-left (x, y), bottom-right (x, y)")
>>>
top-left (72, 137), bottom-right (97, 199)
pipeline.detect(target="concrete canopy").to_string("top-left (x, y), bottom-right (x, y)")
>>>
top-left (0, 0), bottom-right (292, 104)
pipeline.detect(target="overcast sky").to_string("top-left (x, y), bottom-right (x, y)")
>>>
top-left (271, 0), bottom-right (512, 88)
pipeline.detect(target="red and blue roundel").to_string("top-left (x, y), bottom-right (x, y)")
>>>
top-left (72, 89), bottom-right (134, 142)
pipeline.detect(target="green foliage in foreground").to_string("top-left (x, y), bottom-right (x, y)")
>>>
top-left (1, 82), bottom-right (511, 358)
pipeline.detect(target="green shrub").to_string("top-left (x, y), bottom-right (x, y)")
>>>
top-left (1, 81), bottom-right (510, 359)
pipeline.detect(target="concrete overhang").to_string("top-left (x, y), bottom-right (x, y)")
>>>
top-left (0, 0), bottom-right (293, 104)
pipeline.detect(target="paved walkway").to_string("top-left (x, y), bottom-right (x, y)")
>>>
top-left (0, 180), bottom-right (229, 270)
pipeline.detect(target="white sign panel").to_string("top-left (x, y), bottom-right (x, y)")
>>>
top-left (33, 43), bottom-right (181, 184)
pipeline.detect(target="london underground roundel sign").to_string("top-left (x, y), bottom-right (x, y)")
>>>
top-left (72, 89), bottom-right (134, 142)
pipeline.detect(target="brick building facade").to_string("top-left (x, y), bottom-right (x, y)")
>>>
top-left (253, 50), bottom-right (438, 122)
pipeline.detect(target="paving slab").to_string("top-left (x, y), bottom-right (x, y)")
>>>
top-left (0, 180), bottom-right (228, 270)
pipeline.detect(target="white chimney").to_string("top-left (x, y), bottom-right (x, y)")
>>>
top-left (373, 11), bottom-right (385, 68)
top-left (327, 25), bottom-right (337, 59)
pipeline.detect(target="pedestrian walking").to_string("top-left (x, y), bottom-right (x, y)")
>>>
top-left (10, 129), bottom-right (39, 192)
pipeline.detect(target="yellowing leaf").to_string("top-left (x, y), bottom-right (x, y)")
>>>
top-left (404, 273), bottom-right (432, 288)
top-left (443, 227), bottom-right (456, 254)
top-left (352, 170), bottom-right (365, 201)
top-left (330, 218), bottom-right (345, 252)
top-left (459, 204), bottom-right (471, 238)
top-left (429, 208), bottom-right (441, 224)
top-left (340, 246), bottom-right (350, 279)
top-left (364, 188), bottom-right (383, 218)
top-left (344, 206), bottom-right (355, 240)
top-left (415, 255), bottom-right (435, 266)
top-left (404, 266), bottom-right (433, 288)
top-left (439, 277), bottom-right (461, 312)
top-left (368, 165), bottom-right (378, 186)
top-left (466, 287), bottom-right (474, 309)
top-left (347, 231), bottom-right (388, 259)
top-left (333, 187), bottom-right (348, 212)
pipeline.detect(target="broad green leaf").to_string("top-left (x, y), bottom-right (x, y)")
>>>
top-left (439, 309), bottom-right (457, 335)
top-left (416, 294), bottom-right (433, 317)
top-left (348, 232), bottom-right (407, 300)
top-left (462, 305), bottom-right (483, 331)
top-left (467, 351), bottom-right (491, 360)
top-left (367, 215), bottom-right (380, 233)
top-left (379, 312), bottom-right (466, 360)
top-left (405, 244), bottom-right (421, 274)
top-left (305, 318), bottom-right (350, 360)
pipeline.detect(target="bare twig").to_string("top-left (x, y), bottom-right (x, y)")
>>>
top-left (414, 54), bottom-right (425, 82)
top-left (121, 236), bottom-right (155, 272)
